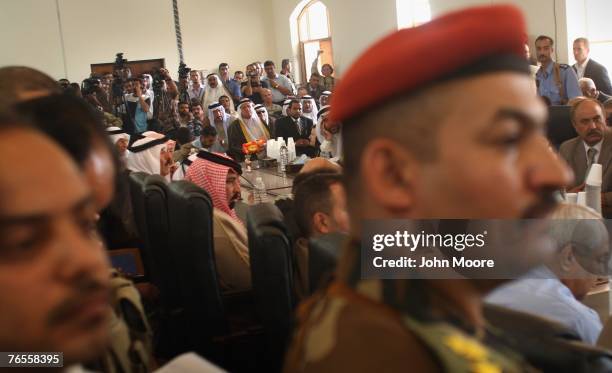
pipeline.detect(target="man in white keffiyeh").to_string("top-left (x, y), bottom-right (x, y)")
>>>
top-left (301, 95), bottom-right (318, 123)
top-left (106, 126), bottom-right (130, 163)
top-left (207, 102), bottom-right (231, 149)
top-left (226, 98), bottom-right (271, 161)
top-left (126, 133), bottom-right (178, 181)
top-left (203, 74), bottom-right (235, 111)
top-left (316, 105), bottom-right (342, 160)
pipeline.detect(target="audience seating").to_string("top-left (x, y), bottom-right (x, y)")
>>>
top-left (127, 172), bottom-right (154, 276)
top-left (547, 105), bottom-right (577, 149)
top-left (247, 203), bottom-right (295, 371)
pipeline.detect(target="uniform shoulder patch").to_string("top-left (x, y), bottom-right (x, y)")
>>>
top-left (558, 63), bottom-right (570, 69)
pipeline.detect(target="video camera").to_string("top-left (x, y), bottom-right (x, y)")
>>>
top-left (81, 77), bottom-right (101, 96)
top-left (178, 62), bottom-right (191, 79)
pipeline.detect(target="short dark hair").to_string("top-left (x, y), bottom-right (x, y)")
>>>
top-left (15, 93), bottom-right (114, 168)
top-left (190, 102), bottom-right (203, 110)
top-left (234, 71), bottom-right (244, 76)
top-left (219, 62), bottom-right (229, 70)
top-left (219, 95), bottom-right (230, 101)
top-left (282, 59), bottom-right (290, 68)
top-left (0, 66), bottom-right (60, 109)
top-left (264, 60), bottom-right (275, 68)
top-left (201, 125), bottom-right (217, 137)
top-left (293, 173), bottom-right (343, 237)
top-left (535, 35), bottom-right (554, 46)
top-left (290, 99), bottom-right (301, 107)
top-left (176, 127), bottom-right (194, 145)
top-left (178, 101), bottom-right (190, 107)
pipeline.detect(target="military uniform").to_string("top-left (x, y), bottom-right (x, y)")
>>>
top-left (536, 62), bottom-right (581, 105)
top-left (284, 244), bottom-right (537, 373)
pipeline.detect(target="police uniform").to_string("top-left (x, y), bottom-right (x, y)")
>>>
top-left (536, 62), bottom-right (581, 105)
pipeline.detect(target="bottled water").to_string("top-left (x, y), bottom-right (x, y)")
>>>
top-left (254, 176), bottom-right (267, 204)
top-left (278, 144), bottom-right (288, 173)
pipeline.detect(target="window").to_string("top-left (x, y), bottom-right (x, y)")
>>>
top-left (396, 0), bottom-right (431, 29)
top-left (297, 1), bottom-right (334, 83)
top-left (584, 0), bottom-right (612, 73)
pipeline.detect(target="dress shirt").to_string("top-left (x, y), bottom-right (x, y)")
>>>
top-left (486, 266), bottom-right (602, 344)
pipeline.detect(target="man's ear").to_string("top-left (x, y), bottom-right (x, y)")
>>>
top-left (312, 212), bottom-right (331, 235)
top-left (559, 244), bottom-right (575, 273)
top-left (360, 138), bottom-right (418, 214)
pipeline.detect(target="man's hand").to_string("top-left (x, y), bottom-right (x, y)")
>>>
top-left (295, 139), bottom-right (310, 146)
top-left (567, 183), bottom-right (585, 193)
top-left (317, 50), bottom-right (324, 56)
top-left (160, 68), bottom-right (170, 79)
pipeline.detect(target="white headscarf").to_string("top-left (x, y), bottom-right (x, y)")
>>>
top-left (254, 104), bottom-right (269, 125)
top-left (238, 99), bottom-right (269, 141)
top-left (319, 91), bottom-right (332, 107)
top-left (316, 105), bottom-right (342, 159)
top-left (301, 95), bottom-right (318, 123)
top-left (203, 74), bottom-right (235, 111)
top-left (106, 126), bottom-right (130, 145)
top-left (282, 98), bottom-right (292, 116)
top-left (126, 135), bottom-right (168, 175)
top-left (207, 102), bottom-right (232, 142)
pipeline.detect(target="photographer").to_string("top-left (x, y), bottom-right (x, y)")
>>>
top-left (124, 77), bottom-right (151, 134)
top-left (241, 63), bottom-right (268, 105)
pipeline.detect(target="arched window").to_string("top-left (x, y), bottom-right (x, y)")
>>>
top-left (297, 0), bottom-right (334, 83)
top-left (396, 0), bottom-right (431, 29)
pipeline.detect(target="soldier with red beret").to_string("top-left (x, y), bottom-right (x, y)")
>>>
top-left (284, 5), bottom-right (574, 372)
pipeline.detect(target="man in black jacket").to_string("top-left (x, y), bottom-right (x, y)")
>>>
top-left (573, 37), bottom-right (612, 95)
top-left (274, 99), bottom-right (316, 156)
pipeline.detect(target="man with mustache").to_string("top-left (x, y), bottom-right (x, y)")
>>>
top-left (284, 5), bottom-right (573, 372)
top-left (560, 98), bottom-right (612, 217)
top-left (185, 151), bottom-right (251, 292)
top-left (0, 118), bottom-right (112, 368)
top-left (535, 35), bottom-right (581, 105)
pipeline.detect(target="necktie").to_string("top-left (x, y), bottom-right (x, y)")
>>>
top-left (587, 147), bottom-right (598, 171)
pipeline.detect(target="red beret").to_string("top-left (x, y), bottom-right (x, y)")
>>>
top-left (330, 5), bottom-right (528, 123)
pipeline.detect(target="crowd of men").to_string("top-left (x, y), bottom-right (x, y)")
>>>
top-left (3, 3), bottom-right (612, 373)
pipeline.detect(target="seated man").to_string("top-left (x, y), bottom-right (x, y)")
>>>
top-left (127, 133), bottom-right (178, 181)
top-left (274, 99), bottom-right (315, 156)
top-left (262, 88), bottom-right (283, 118)
top-left (487, 203), bottom-right (607, 344)
top-left (254, 104), bottom-right (276, 135)
top-left (316, 105), bottom-right (343, 160)
top-left (107, 126), bottom-right (130, 164)
top-left (207, 102), bottom-right (232, 150)
top-left (292, 172), bottom-right (349, 298)
top-left (579, 77), bottom-right (612, 104)
top-left (0, 118), bottom-right (112, 368)
top-left (193, 125), bottom-right (225, 153)
top-left (301, 95), bottom-right (319, 123)
top-left (185, 151), bottom-right (251, 292)
top-left (227, 98), bottom-right (271, 161)
top-left (559, 98), bottom-right (612, 217)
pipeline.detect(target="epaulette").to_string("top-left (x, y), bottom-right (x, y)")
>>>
top-left (558, 63), bottom-right (570, 69)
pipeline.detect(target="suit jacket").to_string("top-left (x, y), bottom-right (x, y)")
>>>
top-left (574, 59), bottom-right (612, 96)
top-left (559, 131), bottom-right (612, 217)
top-left (274, 115), bottom-right (314, 144)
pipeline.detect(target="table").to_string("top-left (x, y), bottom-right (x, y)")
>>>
top-left (239, 166), bottom-right (295, 201)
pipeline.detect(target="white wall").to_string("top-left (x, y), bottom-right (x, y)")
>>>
top-left (269, 0), bottom-right (575, 81)
top-left (0, 0), bottom-right (276, 82)
top-left (0, 0), bottom-right (66, 78)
